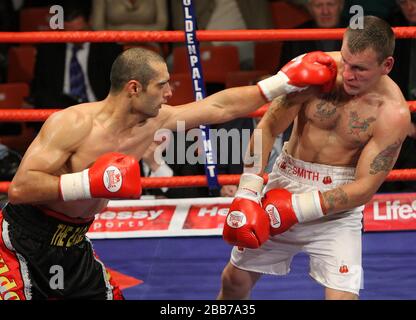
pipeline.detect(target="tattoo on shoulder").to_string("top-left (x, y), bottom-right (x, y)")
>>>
top-left (323, 188), bottom-right (349, 211)
top-left (276, 95), bottom-right (296, 109)
top-left (348, 111), bottom-right (376, 136)
top-left (267, 96), bottom-right (297, 121)
top-left (369, 140), bottom-right (402, 175)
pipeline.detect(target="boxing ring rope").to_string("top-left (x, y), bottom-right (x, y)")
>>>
top-left (1, 28), bottom-right (416, 194)
top-left (0, 27), bottom-right (415, 43)
top-left (1, 168), bottom-right (416, 194)
top-left (0, 102), bottom-right (415, 121)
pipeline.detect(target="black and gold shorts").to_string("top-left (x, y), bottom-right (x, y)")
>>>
top-left (0, 203), bottom-right (123, 300)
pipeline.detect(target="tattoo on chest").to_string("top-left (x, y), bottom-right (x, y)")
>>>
top-left (348, 111), bottom-right (376, 136)
top-left (323, 188), bottom-right (349, 212)
top-left (369, 141), bottom-right (402, 175)
top-left (313, 100), bottom-right (338, 121)
top-left (312, 91), bottom-right (344, 121)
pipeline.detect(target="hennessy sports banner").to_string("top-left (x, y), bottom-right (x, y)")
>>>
top-left (87, 197), bottom-right (232, 239)
top-left (86, 193), bottom-right (416, 239)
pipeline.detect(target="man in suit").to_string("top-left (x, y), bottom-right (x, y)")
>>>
top-left (30, 1), bottom-right (122, 128)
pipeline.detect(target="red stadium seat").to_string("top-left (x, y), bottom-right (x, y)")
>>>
top-left (19, 7), bottom-right (52, 31)
top-left (225, 70), bottom-right (269, 88)
top-left (0, 83), bottom-right (29, 108)
top-left (270, 1), bottom-right (311, 29)
top-left (172, 45), bottom-right (240, 83)
top-left (7, 45), bottom-right (37, 83)
top-left (254, 41), bottom-right (283, 74)
top-left (168, 73), bottom-right (195, 106)
top-left (0, 83), bottom-right (36, 154)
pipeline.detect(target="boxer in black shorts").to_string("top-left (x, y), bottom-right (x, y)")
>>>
top-left (0, 204), bottom-right (123, 300)
top-left (1, 47), bottom-right (272, 299)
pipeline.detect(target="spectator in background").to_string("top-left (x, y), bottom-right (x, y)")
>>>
top-left (0, 0), bottom-right (19, 83)
top-left (22, 0), bottom-right (69, 7)
top-left (279, 0), bottom-right (346, 69)
top-left (91, 0), bottom-right (168, 31)
top-left (389, 0), bottom-right (416, 101)
top-left (341, 0), bottom-right (398, 22)
top-left (170, 0), bottom-right (273, 70)
top-left (160, 132), bottom-right (216, 199)
top-left (30, 0), bottom-right (122, 130)
top-left (379, 0), bottom-right (416, 193)
top-left (90, 0), bottom-right (168, 53)
top-left (140, 140), bottom-right (174, 199)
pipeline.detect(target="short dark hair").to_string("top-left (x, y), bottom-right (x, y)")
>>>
top-left (345, 16), bottom-right (395, 64)
top-left (110, 47), bottom-right (165, 93)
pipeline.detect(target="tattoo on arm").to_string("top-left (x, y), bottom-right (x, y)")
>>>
top-left (267, 95), bottom-right (297, 122)
top-left (272, 95), bottom-right (297, 109)
top-left (323, 188), bottom-right (349, 212)
top-left (369, 141), bottom-right (402, 175)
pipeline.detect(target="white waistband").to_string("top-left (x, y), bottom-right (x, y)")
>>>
top-left (271, 149), bottom-right (356, 188)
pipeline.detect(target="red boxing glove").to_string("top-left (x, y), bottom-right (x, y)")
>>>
top-left (257, 51), bottom-right (337, 101)
top-left (223, 173), bottom-right (270, 249)
top-left (262, 188), bottom-right (325, 236)
top-left (60, 152), bottom-right (142, 201)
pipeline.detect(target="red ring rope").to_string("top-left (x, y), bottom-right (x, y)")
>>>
top-left (0, 101), bottom-right (415, 122)
top-left (1, 169), bottom-right (415, 193)
top-left (1, 28), bottom-right (415, 193)
top-left (0, 27), bottom-right (415, 43)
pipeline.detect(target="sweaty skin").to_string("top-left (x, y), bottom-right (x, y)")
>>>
top-left (8, 61), bottom-right (266, 219)
top-left (252, 50), bottom-right (410, 214)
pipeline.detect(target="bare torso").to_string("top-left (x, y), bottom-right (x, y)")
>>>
top-left (12, 82), bottom-right (267, 220)
top-left (285, 54), bottom-right (405, 167)
top-left (35, 102), bottom-right (169, 219)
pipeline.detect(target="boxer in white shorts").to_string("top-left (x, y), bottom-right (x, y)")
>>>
top-left (231, 147), bottom-right (364, 295)
top-left (219, 16), bottom-right (411, 300)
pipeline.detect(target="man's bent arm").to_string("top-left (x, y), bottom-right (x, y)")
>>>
top-left (321, 106), bottom-right (410, 215)
top-left (8, 110), bottom-right (92, 204)
top-left (244, 95), bottom-right (303, 175)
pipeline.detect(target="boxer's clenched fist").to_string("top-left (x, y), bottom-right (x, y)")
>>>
top-left (257, 51), bottom-right (337, 101)
top-left (60, 152), bottom-right (142, 201)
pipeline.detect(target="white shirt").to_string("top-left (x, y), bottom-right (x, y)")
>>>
top-left (63, 43), bottom-right (97, 102)
top-left (142, 161), bottom-right (173, 193)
